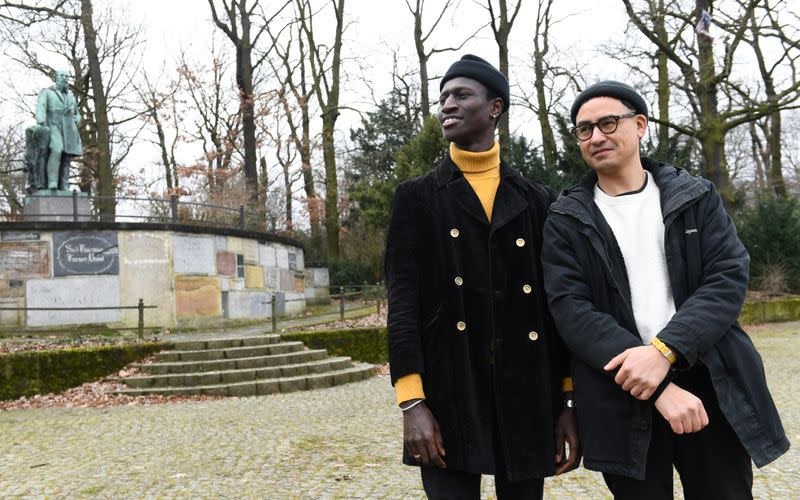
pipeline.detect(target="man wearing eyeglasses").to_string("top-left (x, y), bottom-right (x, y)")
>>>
top-left (540, 81), bottom-right (788, 499)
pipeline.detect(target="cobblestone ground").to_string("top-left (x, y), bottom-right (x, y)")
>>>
top-left (0, 322), bottom-right (797, 498)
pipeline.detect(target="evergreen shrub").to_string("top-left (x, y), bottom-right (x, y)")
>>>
top-left (0, 343), bottom-right (162, 400)
top-left (282, 327), bottom-right (387, 364)
top-left (736, 195), bottom-right (800, 292)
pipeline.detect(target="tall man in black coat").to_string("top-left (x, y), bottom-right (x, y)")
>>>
top-left (541, 81), bottom-right (789, 499)
top-left (385, 55), bottom-right (580, 499)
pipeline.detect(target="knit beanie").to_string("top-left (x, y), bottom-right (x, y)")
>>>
top-left (570, 81), bottom-right (648, 124)
top-left (441, 55), bottom-right (510, 114)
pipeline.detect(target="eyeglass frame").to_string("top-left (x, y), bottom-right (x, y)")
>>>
top-left (571, 111), bottom-right (639, 141)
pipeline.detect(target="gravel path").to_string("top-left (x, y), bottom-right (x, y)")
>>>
top-left (0, 322), bottom-right (797, 498)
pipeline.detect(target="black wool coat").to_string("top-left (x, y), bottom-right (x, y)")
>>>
top-left (385, 156), bottom-right (569, 481)
top-left (541, 159), bottom-right (789, 480)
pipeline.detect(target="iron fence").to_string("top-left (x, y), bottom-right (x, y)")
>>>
top-left (0, 299), bottom-right (157, 339)
top-left (7, 192), bottom-right (268, 232)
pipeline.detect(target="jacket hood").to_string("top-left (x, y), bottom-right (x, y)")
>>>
top-left (551, 158), bottom-right (709, 221)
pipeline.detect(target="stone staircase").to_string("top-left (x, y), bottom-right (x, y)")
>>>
top-left (114, 333), bottom-right (375, 397)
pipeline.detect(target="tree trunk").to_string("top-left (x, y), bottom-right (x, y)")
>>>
top-left (654, 0), bottom-right (670, 156)
top-left (412, 3), bottom-right (430, 118)
top-left (235, 3), bottom-right (259, 205)
top-left (80, 0), bottom-right (114, 217)
top-left (321, 109), bottom-right (340, 259)
top-left (532, 35), bottom-right (556, 169)
top-left (695, 0), bottom-right (732, 205)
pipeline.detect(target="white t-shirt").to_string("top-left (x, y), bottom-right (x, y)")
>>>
top-left (593, 171), bottom-right (676, 344)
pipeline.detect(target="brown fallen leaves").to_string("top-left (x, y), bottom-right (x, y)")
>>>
top-left (299, 308), bottom-right (387, 332)
top-left (0, 356), bottom-right (223, 412)
top-left (0, 336), bottom-right (159, 354)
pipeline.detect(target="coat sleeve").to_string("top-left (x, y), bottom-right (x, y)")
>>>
top-left (655, 183), bottom-right (749, 367)
top-left (385, 181), bottom-right (425, 384)
top-left (541, 215), bottom-right (643, 372)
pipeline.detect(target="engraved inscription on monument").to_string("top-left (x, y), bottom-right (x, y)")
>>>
top-left (0, 242), bottom-right (50, 279)
top-left (53, 232), bottom-right (119, 276)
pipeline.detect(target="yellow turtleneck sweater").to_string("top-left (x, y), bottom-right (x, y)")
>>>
top-left (393, 142), bottom-right (572, 406)
top-left (450, 141), bottom-right (502, 221)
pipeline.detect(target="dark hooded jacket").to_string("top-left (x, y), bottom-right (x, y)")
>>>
top-left (541, 158), bottom-right (789, 480)
top-left (385, 156), bottom-right (569, 480)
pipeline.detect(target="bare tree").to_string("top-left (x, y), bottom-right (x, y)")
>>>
top-left (484, 0), bottom-right (522, 157)
top-left (0, 124), bottom-right (26, 216)
top-left (207, 0), bottom-right (290, 207)
top-left (178, 44), bottom-right (242, 197)
top-left (404, 0), bottom-right (480, 118)
top-left (739, 0), bottom-right (800, 197)
top-left (297, 0), bottom-right (346, 259)
top-left (622, 0), bottom-right (800, 205)
top-left (134, 69), bottom-right (183, 194)
top-left (266, 11), bottom-right (322, 241)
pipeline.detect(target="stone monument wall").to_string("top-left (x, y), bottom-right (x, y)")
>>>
top-left (0, 227), bottom-right (306, 330)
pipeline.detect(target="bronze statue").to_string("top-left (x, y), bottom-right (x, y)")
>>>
top-left (24, 70), bottom-right (83, 192)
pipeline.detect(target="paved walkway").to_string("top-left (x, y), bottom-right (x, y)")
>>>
top-left (0, 322), bottom-right (797, 498)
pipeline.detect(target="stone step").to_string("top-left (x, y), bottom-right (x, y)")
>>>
top-left (135, 349), bottom-right (329, 375)
top-left (155, 341), bottom-right (305, 362)
top-left (114, 363), bottom-right (376, 397)
top-left (167, 334), bottom-right (280, 352)
top-left (122, 356), bottom-right (354, 388)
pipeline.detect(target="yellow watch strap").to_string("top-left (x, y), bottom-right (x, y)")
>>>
top-left (651, 337), bottom-right (677, 365)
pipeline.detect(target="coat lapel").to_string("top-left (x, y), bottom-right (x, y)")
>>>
top-left (437, 157), bottom-right (490, 225)
top-left (489, 163), bottom-right (527, 233)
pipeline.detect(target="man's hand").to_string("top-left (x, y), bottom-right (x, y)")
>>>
top-left (604, 345), bottom-right (671, 400)
top-left (402, 400), bottom-right (446, 468)
top-left (654, 383), bottom-right (709, 434)
top-left (554, 408), bottom-right (581, 475)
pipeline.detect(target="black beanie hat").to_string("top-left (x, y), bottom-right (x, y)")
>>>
top-left (570, 80), bottom-right (648, 124)
top-left (441, 54), bottom-right (510, 114)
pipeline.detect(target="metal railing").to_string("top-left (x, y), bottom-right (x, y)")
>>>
top-left (7, 192), bottom-right (268, 232)
top-left (267, 284), bottom-right (385, 333)
top-left (0, 298), bottom-right (157, 339)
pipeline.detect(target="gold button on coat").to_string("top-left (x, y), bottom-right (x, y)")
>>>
top-left (516, 238), bottom-right (525, 247)
top-left (454, 276), bottom-right (463, 286)
top-left (450, 228), bottom-right (460, 238)
top-left (522, 284), bottom-right (532, 294)
top-left (457, 321), bottom-right (467, 331)
top-left (528, 331), bottom-right (539, 341)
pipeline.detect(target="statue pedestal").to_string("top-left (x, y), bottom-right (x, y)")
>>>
top-left (23, 190), bottom-right (91, 222)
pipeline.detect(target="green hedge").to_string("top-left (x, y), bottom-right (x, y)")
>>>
top-left (740, 297), bottom-right (800, 325)
top-left (0, 343), bottom-right (162, 401)
top-left (282, 327), bottom-right (387, 364)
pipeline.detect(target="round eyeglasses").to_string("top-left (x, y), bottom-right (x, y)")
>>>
top-left (571, 111), bottom-right (638, 141)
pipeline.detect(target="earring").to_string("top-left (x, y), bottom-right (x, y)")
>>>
top-left (490, 113), bottom-right (497, 119)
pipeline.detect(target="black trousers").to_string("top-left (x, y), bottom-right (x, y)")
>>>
top-left (420, 461), bottom-right (543, 500)
top-left (603, 365), bottom-right (753, 500)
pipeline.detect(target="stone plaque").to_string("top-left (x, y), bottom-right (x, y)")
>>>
top-left (243, 240), bottom-right (259, 264)
top-left (216, 251), bottom-right (236, 276)
top-left (0, 242), bottom-right (50, 279)
top-left (175, 276), bottom-right (221, 319)
top-left (173, 235), bottom-right (215, 275)
top-left (1, 232), bottom-right (40, 241)
top-left (259, 244), bottom-right (276, 267)
top-left (276, 247), bottom-right (289, 269)
top-left (27, 276), bottom-right (121, 326)
top-left (53, 232), bottom-right (119, 276)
